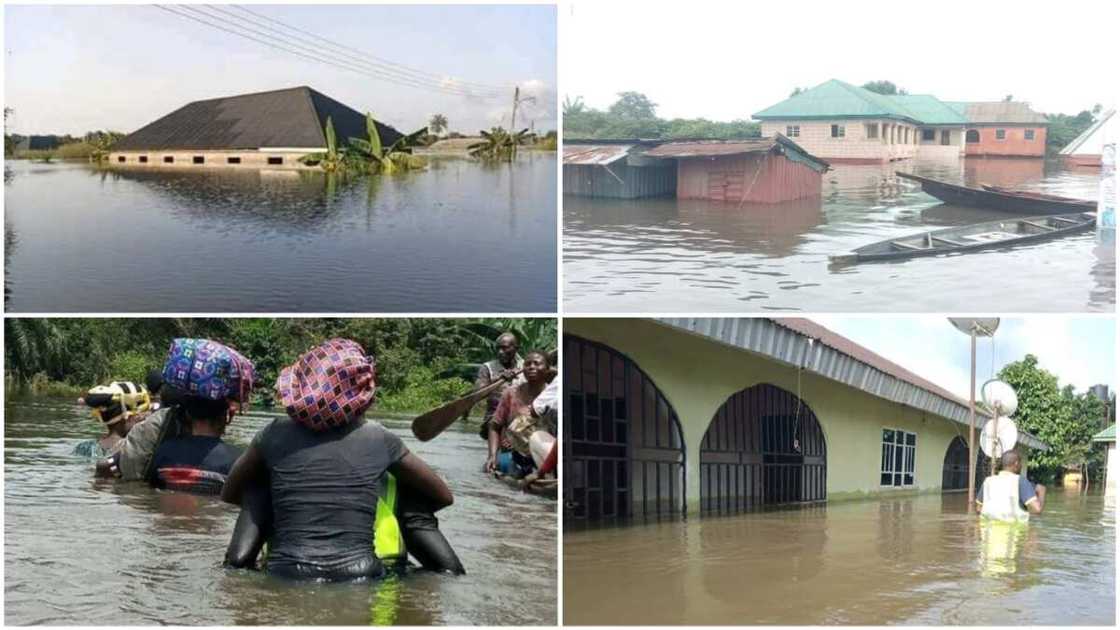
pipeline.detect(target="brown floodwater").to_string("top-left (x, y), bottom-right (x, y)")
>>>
top-left (564, 158), bottom-right (1113, 312)
top-left (4, 398), bottom-right (557, 625)
top-left (563, 490), bottom-right (1115, 625)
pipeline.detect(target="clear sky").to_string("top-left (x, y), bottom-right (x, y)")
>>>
top-left (4, 4), bottom-right (556, 136)
top-left (563, 0), bottom-right (1119, 121)
top-left (812, 316), bottom-right (1115, 402)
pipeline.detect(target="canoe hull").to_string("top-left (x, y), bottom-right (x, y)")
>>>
top-left (897, 172), bottom-right (1095, 215)
top-left (834, 212), bottom-right (1096, 264)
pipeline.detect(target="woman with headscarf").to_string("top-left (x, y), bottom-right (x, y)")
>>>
top-left (221, 338), bottom-right (456, 581)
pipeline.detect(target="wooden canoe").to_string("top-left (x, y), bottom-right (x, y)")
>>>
top-left (980, 184), bottom-right (1095, 205)
top-left (896, 172), bottom-right (1096, 214)
top-left (830, 212), bottom-right (1096, 264)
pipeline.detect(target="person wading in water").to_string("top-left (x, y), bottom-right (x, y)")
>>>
top-left (976, 450), bottom-right (1046, 521)
top-left (485, 350), bottom-right (553, 479)
top-left (222, 338), bottom-right (458, 581)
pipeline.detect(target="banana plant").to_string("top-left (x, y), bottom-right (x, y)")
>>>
top-left (468, 126), bottom-right (532, 161)
top-left (299, 116), bottom-right (346, 172)
top-left (347, 113), bottom-right (428, 173)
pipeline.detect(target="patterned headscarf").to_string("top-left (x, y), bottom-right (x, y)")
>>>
top-left (161, 338), bottom-right (256, 403)
top-left (277, 338), bottom-right (376, 431)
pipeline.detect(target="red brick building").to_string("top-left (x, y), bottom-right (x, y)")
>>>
top-left (952, 102), bottom-right (1048, 158)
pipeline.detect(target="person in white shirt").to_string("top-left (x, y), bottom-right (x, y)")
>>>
top-left (976, 450), bottom-right (1046, 522)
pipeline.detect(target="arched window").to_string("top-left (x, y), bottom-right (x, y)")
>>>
top-left (700, 383), bottom-right (827, 513)
top-left (966, 129), bottom-right (980, 143)
top-left (563, 335), bottom-right (686, 522)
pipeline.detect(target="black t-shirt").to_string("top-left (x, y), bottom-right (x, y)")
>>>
top-left (250, 417), bottom-right (409, 578)
top-left (148, 436), bottom-right (243, 495)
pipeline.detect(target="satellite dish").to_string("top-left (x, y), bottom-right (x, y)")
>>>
top-left (949, 318), bottom-right (1000, 337)
top-left (980, 416), bottom-right (1018, 458)
top-left (981, 379), bottom-right (1018, 416)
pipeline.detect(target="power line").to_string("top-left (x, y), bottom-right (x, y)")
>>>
top-left (230, 5), bottom-right (508, 94)
top-left (170, 4), bottom-right (499, 99)
top-left (152, 5), bottom-right (507, 100)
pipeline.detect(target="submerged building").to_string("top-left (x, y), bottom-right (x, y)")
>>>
top-left (563, 318), bottom-right (1048, 522)
top-left (753, 79), bottom-right (1048, 162)
top-left (563, 135), bottom-right (828, 203)
top-left (109, 86), bottom-right (403, 169)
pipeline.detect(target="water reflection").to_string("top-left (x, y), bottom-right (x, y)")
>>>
top-left (4, 399), bottom-right (558, 625)
top-left (4, 156), bottom-right (557, 312)
top-left (565, 158), bottom-right (1112, 312)
top-left (564, 491), bottom-right (1114, 625)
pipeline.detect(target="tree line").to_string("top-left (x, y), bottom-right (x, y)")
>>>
top-left (4, 318), bottom-right (556, 413)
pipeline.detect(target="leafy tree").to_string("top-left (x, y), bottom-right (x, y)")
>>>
top-left (1004, 94), bottom-right (1014, 102)
top-left (861, 80), bottom-right (907, 96)
top-left (562, 96), bottom-right (586, 117)
top-left (1044, 109), bottom-right (1097, 155)
top-left (997, 355), bottom-right (1107, 483)
top-left (608, 91), bottom-right (658, 120)
top-left (790, 87), bottom-right (804, 98)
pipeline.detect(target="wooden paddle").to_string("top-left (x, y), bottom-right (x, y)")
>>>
top-left (411, 349), bottom-right (557, 442)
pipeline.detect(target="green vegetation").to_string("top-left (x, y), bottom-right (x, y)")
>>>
top-left (998, 354), bottom-right (1114, 484)
top-left (428, 113), bottom-right (448, 137)
top-left (468, 126), bottom-right (533, 160)
top-left (4, 317), bottom-right (556, 415)
top-left (1045, 106), bottom-right (1102, 155)
top-left (861, 80), bottom-right (907, 96)
top-left (564, 92), bottom-right (761, 140)
top-left (301, 114), bottom-right (428, 174)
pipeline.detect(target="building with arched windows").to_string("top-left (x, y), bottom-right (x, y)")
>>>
top-left (563, 317), bottom-right (1048, 522)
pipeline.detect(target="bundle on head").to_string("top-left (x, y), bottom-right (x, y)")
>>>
top-left (277, 338), bottom-right (376, 431)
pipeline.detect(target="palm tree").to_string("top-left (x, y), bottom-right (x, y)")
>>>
top-left (4, 318), bottom-right (64, 382)
top-left (429, 114), bottom-right (448, 137)
top-left (438, 318), bottom-right (557, 380)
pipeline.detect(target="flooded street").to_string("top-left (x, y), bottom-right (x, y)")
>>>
top-left (4, 399), bottom-right (557, 626)
top-left (563, 490), bottom-right (1114, 625)
top-left (564, 158), bottom-right (1113, 312)
top-left (3, 154), bottom-right (556, 312)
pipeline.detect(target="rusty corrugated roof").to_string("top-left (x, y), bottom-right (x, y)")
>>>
top-left (947, 101), bottom-right (1049, 125)
top-left (643, 137), bottom-right (780, 158)
top-left (562, 144), bottom-right (633, 165)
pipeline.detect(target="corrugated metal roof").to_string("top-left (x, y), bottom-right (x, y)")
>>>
top-left (643, 135), bottom-right (829, 172)
top-left (1093, 424), bottom-right (1116, 442)
top-left (753, 79), bottom-right (921, 123)
top-left (888, 95), bottom-right (969, 125)
top-left (947, 101), bottom-right (1049, 125)
top-left (652, 317), bottom-right (1050, 451)
top-left (114, 86), bottom-right (403, 151)
top-left (562, 144), bottom-right (633, 165)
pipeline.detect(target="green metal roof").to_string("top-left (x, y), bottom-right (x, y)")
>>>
top-left (888, 95), bottom-right (969, 125)
top-left (1093, 424), bottom-right (1116, 442)
top-left (753, 79), bottom-right (922, 123)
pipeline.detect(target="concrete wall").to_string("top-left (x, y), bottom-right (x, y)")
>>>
top-left (760, 119), bottom-right (921, 163)
top-left (109, 150), bottom-right (320, 170)
top-left (565, 319), bottom-right (968, 514)
top-left (964, 126), bottom-right (1047, 157)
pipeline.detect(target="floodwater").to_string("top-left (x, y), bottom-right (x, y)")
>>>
top-left (564, 158), bottom-right (1113, 312)
top-left (563, 490), bottom-right (1115, 625)
top-left (3, 154), bottom-right (556, 312)
top-left (4, 399), bottom-right (557, 626)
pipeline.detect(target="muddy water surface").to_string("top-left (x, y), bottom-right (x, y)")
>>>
top-left (564, 158), bottom-right (1112, 312)
top-left (563, 490), bottom-right (1114, 625)
top-left (4, 399), bottom-right (557, 625)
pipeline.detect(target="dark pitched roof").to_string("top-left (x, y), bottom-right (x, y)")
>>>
top-left (946, 101), bottom-right (1049, 125)
top-left (113, 86), bottom-right (403, 151)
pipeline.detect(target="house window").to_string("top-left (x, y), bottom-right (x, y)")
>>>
top-left (865, 123), bottom-right (879, 139)
top-left (227, 156), bottom-right (241, 164)
top-left (267, 156), bottom-right (283, 165)
top-left (117, 156), bottom-right (125, 163)
top-left (1024, 129), bottom-right (1035, 140)
top-left (163, 156), bottom-right (174, 163)
top-left (138, 155), bottom-right (148, 163)
top-left (922, 129), bottom-right (935, 141)
top-left (940, 130), bottom-right (951, 145)
top-left (880, 428), bottom-right (916, 487)
top-left (966, 129), bottom-right (980, 143)
top-left (995, 129), bottom-right (1006, 140)
top-left (831, 124), bottom-right (845, 138)
top-left (193, 156), bottom-right (204, 164)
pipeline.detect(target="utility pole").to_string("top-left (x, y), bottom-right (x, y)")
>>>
top-left (510, 86), bottom-right (520, 158)
top-left (968, 329), bottom-right (977, 513)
